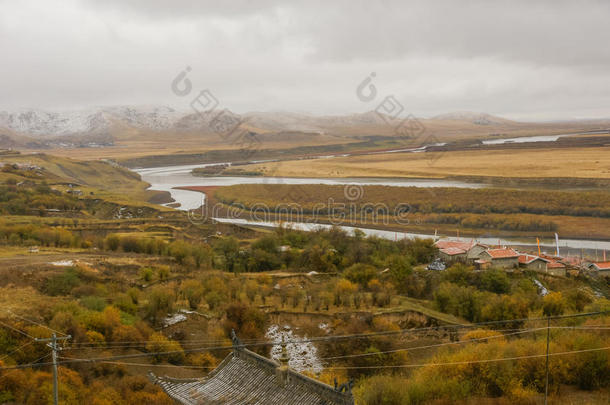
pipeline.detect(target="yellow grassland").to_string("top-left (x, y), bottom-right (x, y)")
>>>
top-left (244, 146), bottom-right (610, 179)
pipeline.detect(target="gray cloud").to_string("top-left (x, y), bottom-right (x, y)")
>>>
top-left (0, 0), bottom-right (608, 120)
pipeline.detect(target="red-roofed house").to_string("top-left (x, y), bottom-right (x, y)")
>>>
top-left (518, 254), bottom-right (549, 272)
top-left (435, 240), bottom-right (475, 251)
top-left (435, 240), bottom-right (488, 264)
top-left (479, 248), bottom-right (520, 269)
top-left (546, 261), bottom-right (567, 277)
top-left (438, 247), bottom-right (467, 263)
top-left (588, 261), bottom-right (610, 275)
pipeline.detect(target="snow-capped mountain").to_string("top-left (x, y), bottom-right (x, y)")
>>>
top-left (101, 106), bottom-right (185, 131)
top-left (0, 106), bottom-right (246, 139)
top-left (0, 109), bottom-right (111, 137)
top-left (0, 106), bottom-right (525, 149)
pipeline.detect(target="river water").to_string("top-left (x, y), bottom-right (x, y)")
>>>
top-left (212, 217), bottom-right (610, 252)
top-left (135, 155), bottom-right (610, 251)
top-left (136, 163), bottom-right (487, 211)
top-left (481, 130), bottom-right (607, 145)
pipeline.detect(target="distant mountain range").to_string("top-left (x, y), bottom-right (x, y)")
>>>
top-left (430, 111), bottom-right (514, 125)
top-left (0, 106), bottom-right (243, 148)
top-left (0, 107), bottom-right (516, 138)
top-left (0, 106), bottom-right (607, 149)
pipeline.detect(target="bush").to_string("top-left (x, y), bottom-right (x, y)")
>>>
top-left (542, 292), bottom-right (566, 317)
top-left (180, 280), bottom-right (204, 310)
top-left (145, 286), bottom-right (175, 325)
top-left (145, 333), bottom-right (184, 364)
top-left (344, 263), bottom-right (378, 286)
top-left (81, 296), bottom-right (107, 311)
top-left (114, 293), bottom-right (138, 315)
top-left (112, 325), bottom-right (144, 348)
top-left (86, 330), bottom-right (105, 346)
top-left (477, 269), bottom-right (511, 294)
top-left (104, 234), bottom-right (120, 251)
top-left (223, 303), bottom-right (266, 340)
top-left (386, 255), bottom-right (413, 293)
top-left (139, 267), bottom-right (153, 282)
top-left (44, 267), bottom-right (81, 296)
top-left (355, 375), bottom-right (409, 405)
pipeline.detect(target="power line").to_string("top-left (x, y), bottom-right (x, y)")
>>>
top-left (324, 346), bottom-right (610, 370)
top-left (322, 325), bottom-right (610, 361)
top-left (0, 352), bottom-right (52, 379)
top-left (6, 311), bottom-right (68, 337)
top-left (27, 344), bottom-right (610, 374)
top-left (64, 310), bottom-right (610, 351)
top-left (66, 325), bottom-right (533, 349)
top-left (0, 319), bottom-right (36, 340)
top-left (69, 310), bottom-right (610, 349)
top-left (1, 311), bottom-right (608, 372)
top-left (59, 356), bottom-right (218, 370)
top-left (321, 327), bottom-right (542, 360)
top-left (0, 340), bottom-right (35, 362)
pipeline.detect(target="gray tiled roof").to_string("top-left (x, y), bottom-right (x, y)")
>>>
top-left (150, 347), bottom-right (354, 405)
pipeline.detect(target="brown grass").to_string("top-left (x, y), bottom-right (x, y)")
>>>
top-left (244, 146), bottom-right (610, 179)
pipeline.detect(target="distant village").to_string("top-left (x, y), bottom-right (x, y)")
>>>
top-left (433, 239), bottom-right (610, 278)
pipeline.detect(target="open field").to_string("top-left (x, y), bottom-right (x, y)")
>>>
top-left (15, 117), bottom-right (608, 170)
top-left (195, 184), bottom-right (610, 240)
top-left (243, 146), bottom-right (610, 180)
top-left (25, 130), bottom-right (361, 162)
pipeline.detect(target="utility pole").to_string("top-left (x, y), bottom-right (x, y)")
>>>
top-left (36, 333), bottom-right (71, 405)
top-left (544, 316), bottom-right (550, 405)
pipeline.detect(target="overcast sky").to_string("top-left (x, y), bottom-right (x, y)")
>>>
top-left (1, 0), bottom-right (609, 120)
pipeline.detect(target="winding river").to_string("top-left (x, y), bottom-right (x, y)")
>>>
top-left (136, 163), bottom-right (487, 211)
top-left (136, 163), bottom-right (610, 251)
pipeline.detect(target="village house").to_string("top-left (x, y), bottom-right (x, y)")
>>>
top-left (438, 246), bottom-right (468, 263)
top-left (435, 240), bottom-right (487, 264)
top-left (150, 331), bottom-right (355, 405)
top-left (536, 254), bottom-right (569, 277)
top-left (478, 248), bottom-right (520, 269)
top-left (588, 261), bottom-right (610, 276)
top-left (546, 261), bottom-right (567, 277)
top-left (518, 254), bottom-right (549, 272)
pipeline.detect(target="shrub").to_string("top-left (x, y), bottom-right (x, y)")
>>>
top-left (139, 267), bottom-right (153, 282)
top-left (187, 352), bottom-right (218, 369)
top-left (81, 296), bottom-right (107, 311)
top-left (223, 303), bottom-right (266, 340)
top-left (112, 325), bottom-right (144, 348)
top-left (104, 234), bottom-right (120, 251)
top-left (86, 330), bottom-right (105, 346)
top-left (386, 255), bottom-right (413, 293)
top-left (145, 333), bottom-right (184, 364)
top-left (477, 269), bottom-right (511, 294)
top-left (114, 293), bottom-right (138, 315)
top-left (344, 263), bottom-right (378, 286)
top-left (180, 280), bottom-right (204, 310)
top-left (44, 267), bottom-right (81, 296)
top-left (145, 286), bottom-right (175, 325)
top-left (542, 292), bottom-right (566, 317)
top-left (355, 375), bottom-right (409, 405)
